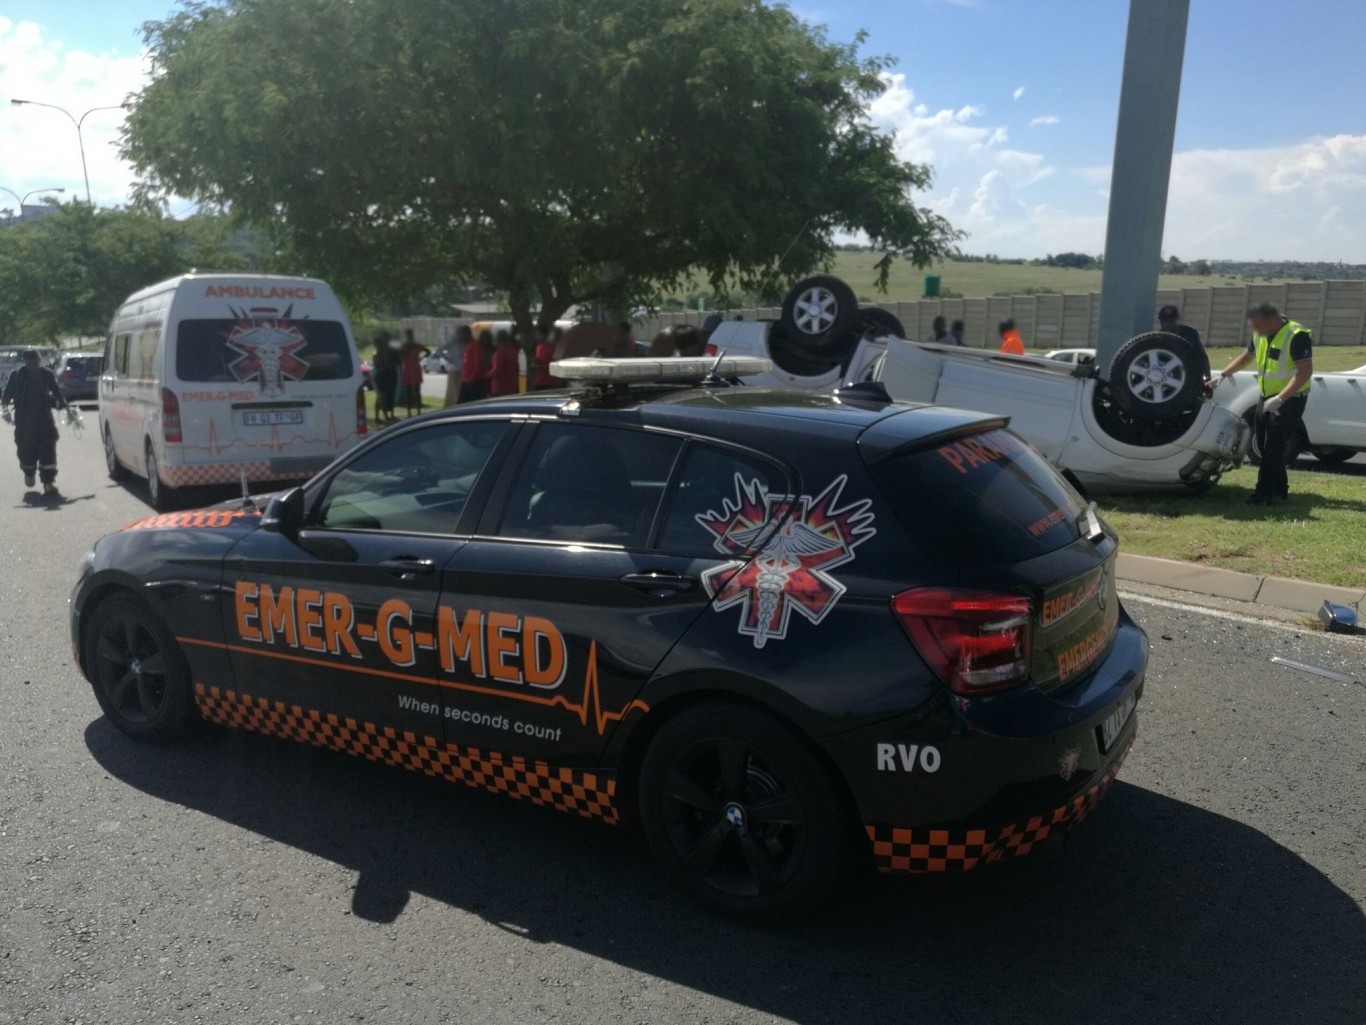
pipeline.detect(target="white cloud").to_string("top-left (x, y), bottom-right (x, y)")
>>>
top-left (0, 17), bottom-right (146, 209)
top-left (1012, 85), bottom-right (1026, 101)
top-left (1029, 115), bottom-right (1060, 127)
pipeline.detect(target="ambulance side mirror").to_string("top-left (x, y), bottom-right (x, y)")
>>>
top-left (260, 486), bottom-right (305, 540)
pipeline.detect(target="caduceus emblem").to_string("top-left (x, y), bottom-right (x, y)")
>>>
top-left (697, 474), bottom-right (876, 648)
top-left (225, 310), bottom-right (310, 398)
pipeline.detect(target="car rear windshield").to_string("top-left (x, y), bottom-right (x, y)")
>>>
top-left (869, 428), bottom-right (1087, 566)
top-left (175, 319), bottom-right (355, 384)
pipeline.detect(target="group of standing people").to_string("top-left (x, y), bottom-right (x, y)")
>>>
top-left (370, 329), bottom-right (430, 423)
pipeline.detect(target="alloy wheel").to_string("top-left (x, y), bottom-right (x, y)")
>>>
top-left (660, 736), bottom-right (807, 898)
top-left (93, 613), bottom-right (170, 725)
top-left (1125, 348), bottom-right (1186, 405)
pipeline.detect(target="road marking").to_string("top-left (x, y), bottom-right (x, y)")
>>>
top-left (1119, 590), bottom-right (1352, 638)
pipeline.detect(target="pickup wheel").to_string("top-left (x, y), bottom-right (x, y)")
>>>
top-left (1108, 332), bottom-right (1207, 419)
top-left (1312, 447), bottom-right (1355, 466)
top-left (780, 276), bottom-right (857, 360)
top-left (852, 307), bottom-right (906, 340)
top-left (1244, 410), bottom-right (1304, 466)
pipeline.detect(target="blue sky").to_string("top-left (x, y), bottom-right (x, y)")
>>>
top-left (3, 0), bottom-right (1365, 259)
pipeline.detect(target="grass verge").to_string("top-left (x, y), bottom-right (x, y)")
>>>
top-left (1100, 464), bottom-right (1366, 590)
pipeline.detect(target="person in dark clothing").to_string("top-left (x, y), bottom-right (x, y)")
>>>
top-left (1, 349), bottom-right (68, 495)
top-left (1215, 303), bottom-right (1313, 505)
top-left (371, 333), bottom-right (400, 423)
top-left (948, 320), bottom-right (966, 346)
top-left (1158, 305), bottom-right (1202, 348)
top-left (927, 316), bottom-right (949, 344)
top-left (672, 325), bottom-right (705, 357)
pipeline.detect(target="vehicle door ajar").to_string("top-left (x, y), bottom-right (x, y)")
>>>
top-left (221, 419), bottom-right (514, 739)
top-left (435, 423), bottom-right (789, 764)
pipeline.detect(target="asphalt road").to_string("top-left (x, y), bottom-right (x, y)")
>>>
top-left (1, 412), bottom-right (1363, 1025)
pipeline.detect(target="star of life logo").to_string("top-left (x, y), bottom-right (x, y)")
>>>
top-left (225, 306), bottom-right (309, 398)
top-left (696, 474), bottom-right (876, 648)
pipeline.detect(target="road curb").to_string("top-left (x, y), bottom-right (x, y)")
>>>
top-left (1116, 553), bottom-right (1366, 616)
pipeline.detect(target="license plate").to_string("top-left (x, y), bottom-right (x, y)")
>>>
top-left (243, 410), bottom-right (304, 426)
top-left (1099, 692), bottom-right (1137, 752)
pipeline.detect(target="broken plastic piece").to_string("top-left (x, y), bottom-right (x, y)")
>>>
top-left (1318, 600), bottom-right (1358, 634)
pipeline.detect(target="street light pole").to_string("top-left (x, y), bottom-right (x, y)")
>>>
top-left (9, 100), bottom-right (127, 205)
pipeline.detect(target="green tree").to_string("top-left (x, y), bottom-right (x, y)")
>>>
top-left (0, 204), bottom-right (258, 345)
top-left (123, 0), bottom-right (958, 334)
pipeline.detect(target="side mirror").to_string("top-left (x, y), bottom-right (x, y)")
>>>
top-left (260, 486), bottom-right (306, 539)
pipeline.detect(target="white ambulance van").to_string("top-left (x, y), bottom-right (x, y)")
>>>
top-left (101, 274), bottom-right (367, 509)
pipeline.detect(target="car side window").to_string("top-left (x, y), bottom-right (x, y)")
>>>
top-left (657, 444), bottom-right (788, 556)
top-left (315, 420), bottom-right (507, 534)
top-left (498, 424), bottom-right (683, 548)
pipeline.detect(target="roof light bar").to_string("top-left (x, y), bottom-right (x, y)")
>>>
top-left (549, 356), bottom-right (772, 384)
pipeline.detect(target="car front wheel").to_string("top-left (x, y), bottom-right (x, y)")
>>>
top-left (87, 594), bottom-right (195, 742)
top-left (638, 703), bottom-right (852, 921)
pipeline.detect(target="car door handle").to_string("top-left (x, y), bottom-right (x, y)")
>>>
top-left (379, 557), bottom-right (436, 578)
top-left (620, 571), bottom-right (697, 594)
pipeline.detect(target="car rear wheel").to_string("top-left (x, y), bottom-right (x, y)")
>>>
top-left (780, 276), bottom-right (858, 361)
top-left (1243, 410), bottom-right (1304, 466)
top-left (638, 703), bottom-right (852, 921)
top-left (852, 307), bottom-right (906, 340)
top-left (1312, 447), bottom-right (1355, 465)
top-left (104, 425), bottom-right (127, 481)
top-left (87, 594), bottom-right (195, 742)
top-left (1108, 331), bottom-right (1207, 419)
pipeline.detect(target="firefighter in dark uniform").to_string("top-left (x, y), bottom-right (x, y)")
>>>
top-left (1214, 303), bottom-right (1313, 505)
top-left (1, 349), bottom-right (69, 495)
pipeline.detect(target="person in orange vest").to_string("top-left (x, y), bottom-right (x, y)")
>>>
top-left (998, 319), bottom-right (1025, 356)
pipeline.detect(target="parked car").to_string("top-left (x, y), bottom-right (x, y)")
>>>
top-left (1213, 363), bottom-right (1366, 465)
top-left (69, 355), bottom-right (1146, 919)
top-left (422, 352), bottom-right (452, 374)
top-left (54, 353), bottom-right (105, 402)
top-left (1047, 348), bottom-right (1098, 367)
top-left (708, 277), bottom-right (1248, 493)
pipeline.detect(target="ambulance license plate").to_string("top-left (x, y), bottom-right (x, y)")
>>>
top-left (243, 410), bottom-right (304, 426)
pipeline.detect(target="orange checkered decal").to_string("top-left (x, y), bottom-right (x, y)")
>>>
top-left (194, 684), bottom-right (620, 824)
top-left (866, 742), bottom-right (1131, 873)
top-left (122, 509), bottom-right (260, 531)
top-left (162, 461), bottom-right (276, 488)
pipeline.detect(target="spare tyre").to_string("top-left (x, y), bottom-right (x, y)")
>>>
top-left (780, 276), bottom-right (858, 359)
top-left (1107, 331), bottom-right (1206, 420)
top-left (852, 307), bottom-right (906, 339)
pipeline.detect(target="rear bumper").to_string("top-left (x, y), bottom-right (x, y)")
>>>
top-left (159, 456), bottom-right (337, 488)
top-left (866, 734), bottom-right (1132, 872)
top-left (827, 610), bottom-right (1147, 873)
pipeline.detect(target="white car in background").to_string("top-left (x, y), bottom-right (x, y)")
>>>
top-left (1046, 348), bottom-right (1098, 366)
top-left (1213, 363), bottom-right (1366, 465)
top-left (707, 276), bottom-right (1248, 493)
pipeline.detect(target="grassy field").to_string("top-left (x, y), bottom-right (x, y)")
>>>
top-left (1100, 465), bottom-right (1366, 590)
top-left (827, 254), bottom-right (1289, 302)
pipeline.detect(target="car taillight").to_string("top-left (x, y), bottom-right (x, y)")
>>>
top-left (892, 588), bottom-right (1033, 695)
top-left (161, 388), bottom-right (182, 443)
top-left (59, 370), bottom-right (75, 381)
top-left (704, 343), bottom-right (718, 356)
top-left (356, 385), bottom-right (368, 435)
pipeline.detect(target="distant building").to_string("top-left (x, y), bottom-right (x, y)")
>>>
top-left (1, 204), bottom-right (60, 228)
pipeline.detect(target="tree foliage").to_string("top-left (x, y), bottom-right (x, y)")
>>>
top-left (124, 0), bottom-right (958, 331)
top-left (0, 203), bottom-right (258, 345)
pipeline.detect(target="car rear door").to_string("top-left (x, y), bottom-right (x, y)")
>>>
top-left (432, 421), bottom-right (790, 764)
top-left (219, 417), bottom-right (514, 740)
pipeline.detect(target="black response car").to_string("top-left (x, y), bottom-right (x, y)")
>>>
top-left (70, 360), bottom-right (1147, 919)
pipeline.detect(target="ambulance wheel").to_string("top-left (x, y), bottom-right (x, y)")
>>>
top-left (1108, 331), bottom-right (1206, 419)
top-left (86, 594), bottom-right (195, 743)
top-left (144, 441), bottom-right (178, 512)
top-left (104, 425), bottom-right (128, 481)
top-left (638, 703), bottom-right (852, 921)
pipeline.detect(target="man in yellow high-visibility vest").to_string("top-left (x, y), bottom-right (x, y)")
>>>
top-left (1214, 303), bottom-right (1313, 505)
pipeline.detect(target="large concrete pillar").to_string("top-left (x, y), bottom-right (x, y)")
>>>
top-left (1096, 0), bottom-right (1191, 372)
